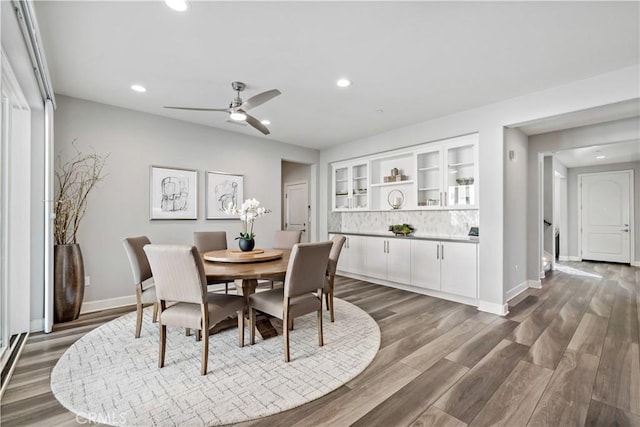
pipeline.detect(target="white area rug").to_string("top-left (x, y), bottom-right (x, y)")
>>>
top-left (51, 298), bottom-right (380, 426)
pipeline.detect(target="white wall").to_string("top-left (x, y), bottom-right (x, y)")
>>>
top-left (53, 95), bottom-right (319, 308)
top-left (543, 156), bottom-right (553, 255)
top-left (504, 128), bottom-right (528, 299)
top-left (567, 161), bottom-right (640, 262)
top-left (321, 65), bottom-right (639, 314)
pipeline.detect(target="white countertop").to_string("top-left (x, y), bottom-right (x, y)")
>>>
top-left (329, 230), bottom-right (479, 243)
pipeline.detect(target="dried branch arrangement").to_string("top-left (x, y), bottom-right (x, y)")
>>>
top-left (54, 140), bottom-right (109, 245)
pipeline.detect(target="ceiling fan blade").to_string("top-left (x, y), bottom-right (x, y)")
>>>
top-left (164, 106), bottom-right (229, 112)
top-left (241, 89), bottom-right (281, 111)
top-left (244, 113), bottom-right (270, 135)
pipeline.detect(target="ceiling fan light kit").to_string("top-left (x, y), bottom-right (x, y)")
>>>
top-left (163, 81), bottom-right (280, 135)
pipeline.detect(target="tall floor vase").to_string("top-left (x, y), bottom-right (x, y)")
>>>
top-left (54, 244), bottom-right (85, 323)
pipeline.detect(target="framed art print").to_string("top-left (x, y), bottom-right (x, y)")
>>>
top-left (149, 166), bottom-right (198, 220)
top-left (206, 171), bottom-right (244, 219)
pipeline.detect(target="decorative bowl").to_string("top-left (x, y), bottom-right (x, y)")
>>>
top-left (388, 224), bottom-right (415, 236)
top-left (456, 177), bottom-right (474, 185)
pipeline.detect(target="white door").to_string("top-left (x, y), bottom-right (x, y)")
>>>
top-left (580, 171), bottom-right (632, 263)
top-left (284, 182), bottom-right (308, 243)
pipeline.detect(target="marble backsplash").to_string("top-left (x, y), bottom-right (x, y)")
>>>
top-left (329, 210), bottom-right (479, 237)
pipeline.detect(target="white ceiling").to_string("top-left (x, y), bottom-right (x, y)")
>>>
top-left (33, 1), bottom-right (640, 150)
top-left (554, 139), bottom-right (640, 169)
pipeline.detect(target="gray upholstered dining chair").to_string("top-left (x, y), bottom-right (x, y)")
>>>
top-left (324, 234), bottom-right (346, 323)
top-left (123, 236), bottom-right (158, 338)
top-left (194, 231), bottom-right (231, 293)
top-left (249, 241), bottom-right (332, 362)
top-left (273, 230), bottom-right (302, 249)
top-left (268, 230), bottom-right (303, 288)
top-left (144, 244), bottom-right (245, 375)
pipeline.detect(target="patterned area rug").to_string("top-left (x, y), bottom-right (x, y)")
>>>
top-left (51, 298), bottom-right (380, 426)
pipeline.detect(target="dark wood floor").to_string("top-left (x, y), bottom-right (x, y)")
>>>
top-left (2, 261), bottom-right (639, 426)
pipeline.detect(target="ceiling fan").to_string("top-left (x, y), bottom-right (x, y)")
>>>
top-left (164, 81), bottom-right (281, 135)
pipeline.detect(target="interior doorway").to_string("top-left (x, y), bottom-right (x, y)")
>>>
top-left (281, 161), bottom-right (311, 243)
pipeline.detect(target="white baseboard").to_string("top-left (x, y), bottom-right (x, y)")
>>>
top-left (631, 261), bottom-right (640, 267)
top-left (528, 280), bottom-right (542, 289)
top-left (558, 256), bottom-right (570, 261)
top-left (81, 295), bottom-right (137, 314)
top-left (505, 281), bottom-right (529, 302)
top-left (569, 256), bottom-right (581, 261)
top-left (478, 300), bottom-right (509, 316)
top-left (30, 318), bottom-right (44, 333)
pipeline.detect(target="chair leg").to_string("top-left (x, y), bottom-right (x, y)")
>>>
top-left (237, 310), bottom-right (244, 347)
top-left (249, 307), bottom-right (256, 345)
top-left (159, 323), bottom-right (166, 368)
top-left (225, 282), bottom-right (229, 294)
top-left (325, 293), bottom-right (330, 311)
top-left (317, 309), bottom-right (324, 347)
top-left (329, 291), bottom-right (335, 323)
top-left (152, 303), bottom-right (159, 323)
top-left (201, 327), bottom-right (209, 375)
top-left (270, 280), bottom-right (274, 289)
top-left (186, 328), bottom-right (191, 336)
top-left (289, 318), bottom-right (294, 330)
top-left (283, 310), bottom-right (290, 362)
top-left (195, 330), bottom-right (202, 341)
top-left (135, 301), bottom-right (143, 338)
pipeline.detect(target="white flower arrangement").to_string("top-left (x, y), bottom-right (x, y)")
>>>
top-left (225, 198), bottom-right (271, 240)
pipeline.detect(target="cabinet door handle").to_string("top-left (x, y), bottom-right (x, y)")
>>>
top-left (444, 192), bottom-right (447, 206)
top-left (437, 244), bottom-right (439, 259)
top-left (440, 192), bottom-right (443, 206)
top-left (441, 243), bottom-right (444, 260)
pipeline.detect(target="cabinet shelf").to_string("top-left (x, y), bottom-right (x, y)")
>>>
top-left (418, 166), bottom-right (439, 171)
top-left (353, 176), bottom-right (368, 180)
top-left (418, 187), bottom-right (439, 192)
top-left (370, 180), bottom-right (414, 188)
top-left (335, 179), bottom-right (348, 183)
top-left (448, 162), bottom-right (474, 168)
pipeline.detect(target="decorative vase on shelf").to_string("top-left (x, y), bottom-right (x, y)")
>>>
top-left (238, 238), bottom-right (255, 252)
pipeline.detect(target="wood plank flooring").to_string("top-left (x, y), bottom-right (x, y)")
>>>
top-left (1, 261), bottom-right (639, 426)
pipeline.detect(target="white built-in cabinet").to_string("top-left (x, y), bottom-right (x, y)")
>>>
top-left (411, 239), bottom-right (478, 298)
top-left (365, 237), bottom-right (411, 284)
top-left (332, 160), bottom-right (369, 211)
top-left (331, 133), bottom-right (478, 212)
top-left (337, 235), bottom-right (367, 275)
top-left (331, 233), bottom-right (478, 302)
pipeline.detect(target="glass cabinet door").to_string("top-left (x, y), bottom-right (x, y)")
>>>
top-left (446, 144), bottom-right (476, 207)
top-left (334, 165), bottom-right (349, 210)
top-left (351, 162), bottom-right (368, 209)
top-left (417, 149), bottom-right (442, 207)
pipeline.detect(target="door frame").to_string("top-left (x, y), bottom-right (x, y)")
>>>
top-left (577, 169), bottom-right (634, 264)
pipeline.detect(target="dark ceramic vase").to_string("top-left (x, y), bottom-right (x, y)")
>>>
top-left (54, 244), bottom-right (85, 323)
top-left (238, 238), bottom-right (255, 252)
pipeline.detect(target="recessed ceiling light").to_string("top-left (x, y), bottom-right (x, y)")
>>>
top-left (130, 84), bottom-right (146, 93)
top-left (260, 119), bottom-right (271, 125)
top-left (336, 78), bottom-right (351, 88)
top-left (164, 0), bottom-right (189, 12)
top-left (596, 155), bottom-right (606, 159)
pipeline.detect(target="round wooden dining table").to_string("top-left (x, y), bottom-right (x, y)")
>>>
top-left (202, 248), bottom-right (291, 338)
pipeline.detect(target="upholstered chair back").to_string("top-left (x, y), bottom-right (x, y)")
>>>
top-left (193, 231), bottom-right (227, 254)
top-left (273, 230), bottom-right (302, 249)
top-left (144, 245), bottom-right (206, 304)
top-left (123, 236), bottom-right (152, 285)
top-left (327, 235), bottom-right (346, 277)
top-left (284, 241), bottom-right (332, 298)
